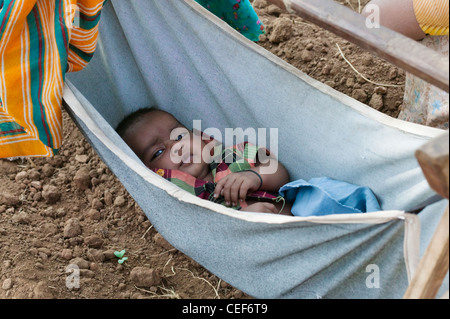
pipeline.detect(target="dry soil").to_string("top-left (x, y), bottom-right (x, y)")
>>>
top-left (0, 0), bottom-right (407, 299)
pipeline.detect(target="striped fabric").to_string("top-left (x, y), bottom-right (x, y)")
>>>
top-left (0, 0), bottom-right (106, 158)
top-left (413, 0), bottom-right (449, 35)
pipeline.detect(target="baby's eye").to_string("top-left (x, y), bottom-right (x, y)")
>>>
top-left (151, 149), bottom-right (164, 160)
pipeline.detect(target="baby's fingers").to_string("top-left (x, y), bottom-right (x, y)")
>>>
top-left (238, 180), bottom-right (252, 202)
top-left (213, 177), bottom-right (235, 206)
top-left (213, 178), bottom-right (226, 200)
top-left (229, 179), bottom-right (244, 207)
top-left (222, 177), bottom-right (240, 206)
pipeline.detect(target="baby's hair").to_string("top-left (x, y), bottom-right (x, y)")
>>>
top-left (116, 107), bottom-right (158, 138)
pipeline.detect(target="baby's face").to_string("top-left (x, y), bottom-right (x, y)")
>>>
top-left (123, 110), bottom-right (212, 181)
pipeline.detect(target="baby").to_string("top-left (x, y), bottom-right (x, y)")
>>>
top-left (116, 107), bottom-right (292, 215)
top-left (117, 108), bottom-right (381, 216)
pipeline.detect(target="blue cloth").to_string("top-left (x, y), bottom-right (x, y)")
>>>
top-left (279, 177), bottom-right (381, 217)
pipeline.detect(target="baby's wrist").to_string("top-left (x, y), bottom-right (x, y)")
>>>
top-left (239, 169), bottom-right (263, 191)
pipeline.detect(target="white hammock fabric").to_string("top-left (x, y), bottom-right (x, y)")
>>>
top-left (64, 0), bottom-right (448, 298)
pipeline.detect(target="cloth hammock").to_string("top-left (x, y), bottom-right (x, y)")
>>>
top-left (64, 0), bottom-right (449, 298)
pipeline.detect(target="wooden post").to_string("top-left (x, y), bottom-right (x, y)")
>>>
top-left (403, 206), bottom-right (449, 299)
top-left (404, 132), bottom-right (449, 299)
top-left (415, 132), bottom-right (449, 200)
top-left (264, 0), bottom-right (449, 92)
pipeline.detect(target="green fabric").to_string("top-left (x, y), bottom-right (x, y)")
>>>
top-left (195, 0), bottom-right (265, 41)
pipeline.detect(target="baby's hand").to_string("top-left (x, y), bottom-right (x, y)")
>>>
top-left (213, 171), bottom-right (261, 207)
top-left (241, 202), bottom-right (278, 214)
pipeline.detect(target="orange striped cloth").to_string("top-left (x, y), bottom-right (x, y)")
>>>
top-left (413, 0), bottom-right (449, 35)
top-left (0, 0), bottom-right (106, 158)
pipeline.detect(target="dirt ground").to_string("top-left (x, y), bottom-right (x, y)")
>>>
top-left (1, 0), bottom-right (406, 299)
